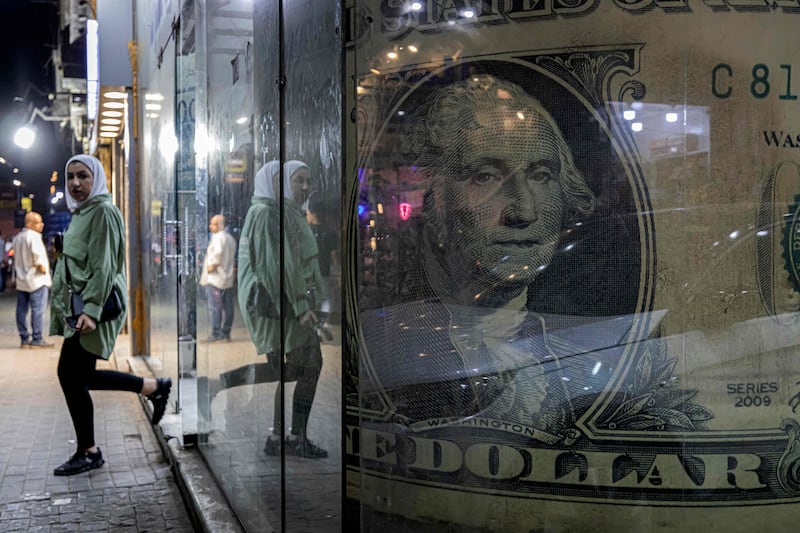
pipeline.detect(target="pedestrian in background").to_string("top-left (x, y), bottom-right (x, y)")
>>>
top-left (200, 214), bottom-right (236, 342)
top-left (13, 211), bottom-right (53, 348)
top-left (50, 155), bottom-right (171, 476)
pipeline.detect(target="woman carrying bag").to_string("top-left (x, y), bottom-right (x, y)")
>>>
top-left (50, 155), bottom-right (171, 476)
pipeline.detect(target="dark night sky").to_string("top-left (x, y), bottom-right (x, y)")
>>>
top-left (0, 0), bottom-right (72, 216)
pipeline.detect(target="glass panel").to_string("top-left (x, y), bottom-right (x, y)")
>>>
top-left (283, 0), bottom-right (343, 530)
top-left (136, 0), bottom-right (179, 412)
top-left (349, 3), bottom-right (800, 532)
top-left (176, 0), bottom-right (200, 435)
top-left (196, 1), bottom-right (278, 531)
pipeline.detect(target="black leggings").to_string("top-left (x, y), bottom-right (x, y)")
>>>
top-left (57, 335), bottom-right (144, 450)
top-left (219, 342), bottom-right (322, 437)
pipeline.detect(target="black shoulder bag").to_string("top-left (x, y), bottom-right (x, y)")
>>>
top-left (245, 235), bottom-right (280, 319)
top-left (65, 259), bottom-right (123, 327)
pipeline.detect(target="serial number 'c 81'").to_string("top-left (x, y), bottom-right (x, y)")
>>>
top-left (712, 63), bottom-right (799, 101)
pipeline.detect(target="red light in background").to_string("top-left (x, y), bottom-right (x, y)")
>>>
top-left (399, 202), bottom-right (412, 221)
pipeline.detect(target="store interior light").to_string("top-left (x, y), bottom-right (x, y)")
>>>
top-left (631, 122), bottom-right (643, 132)
top-left (145, 103), bottom-right (162, 111)
top-left (158, 128), bottom-right (178, 161)
top-left (100, 125), bottom-right (119, 132)
top-left (408, 45), bottom-right (418, 53)
top-left (101, 110), bottom-right (123, 118)
top-left (86, 19), bottom-right (99, 120)
top-left (194, 124), bottom-right (216, 158)
top-left (623, 110), bottom-right (636, 120)
top-left (100, 132), bottom-right (118, 138)
top-left (103, 101), bottom-right (125, 109)
top-left (101, 118), bottom-right (122, 125)
top-left (410, 2), bottom-right (423, 11)
top-left (145, 93), bottom-right (164, 101)
top-left (236, 116), bottom-right (248, 124)
top-left (665, 112), bottom-right (679, 123)
top-left (103, 91), bottom-right (126, 99)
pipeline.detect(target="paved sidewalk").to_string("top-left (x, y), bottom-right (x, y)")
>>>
top-left (0, 292), bottom-right (195, 532)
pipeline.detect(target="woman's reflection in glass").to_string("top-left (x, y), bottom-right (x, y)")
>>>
top-left (201, 160), bottom-right (328, 459)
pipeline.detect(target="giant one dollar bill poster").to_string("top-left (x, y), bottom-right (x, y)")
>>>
top-left (344, 2), bottom-right (800, 531)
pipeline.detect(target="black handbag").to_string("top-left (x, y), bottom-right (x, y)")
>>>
top-left (245, 281), bottom-right (279, 319)
top-left (65, 260), bottom-right (123, 325)
top-left (245, 237), bottom-right (279, 318)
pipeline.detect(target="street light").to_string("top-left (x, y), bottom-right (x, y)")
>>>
top-left (14, 107), bottom-right (70, 150)
top-left (14, 127), bottom-right (36, 149)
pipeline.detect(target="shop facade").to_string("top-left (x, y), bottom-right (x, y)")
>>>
top-left (111, 0), bottom-right (800, 531)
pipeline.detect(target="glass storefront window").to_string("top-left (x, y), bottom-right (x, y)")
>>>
top-left (133, 0), bottom-right (800, 530)
top-left (189, 1), bottom-right (343, 531)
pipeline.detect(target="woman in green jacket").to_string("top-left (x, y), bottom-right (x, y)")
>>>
top-left (204, 159), bottom-right (327, 458)
top-left (51, 155), bottom-right (171, 476)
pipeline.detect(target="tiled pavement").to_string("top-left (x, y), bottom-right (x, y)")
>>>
top-left (0, 292), bottom-right (195, 532)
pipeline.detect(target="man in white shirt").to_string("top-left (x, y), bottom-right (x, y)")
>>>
top-left (14, 212), bottom-right (53, 348)
top-left (200, 214), bottom-right (237, 341)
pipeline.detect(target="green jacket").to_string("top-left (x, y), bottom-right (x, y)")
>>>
top-left (50, 194), bottom-right (128, 359)
top-left (237, 197), bottom-right (322, 355)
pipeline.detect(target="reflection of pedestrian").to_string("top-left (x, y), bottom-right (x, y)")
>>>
top-left (202, 160), bottom-right (327, 458)
top-left (51, 155), bottom-right (171, 476)
top-left (13, 211), bottom-right (53, 348)
top-left (200, 214), bottom-right (236, 342)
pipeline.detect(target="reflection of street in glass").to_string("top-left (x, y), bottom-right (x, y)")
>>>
top-left (200, 160), bottom-right (331, 459)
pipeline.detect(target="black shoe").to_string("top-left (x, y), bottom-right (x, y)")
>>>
top-left (147, 377), bottom-right (172, 424)
top-left (286, 436), bottom-right (328, 459)
top-left (264, 435), bottom-right (281, 456)
top-left (54, 448), bottom-right (104, 476)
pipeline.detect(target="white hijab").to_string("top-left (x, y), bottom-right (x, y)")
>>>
top-left (254, 160), bottom-right (281, 199)
top-left (64, 154), bottom-right (110, 212)
top-left (253, 159), bottom-right (309, 206)
top-left (284, 160), bottom-right (309, 209)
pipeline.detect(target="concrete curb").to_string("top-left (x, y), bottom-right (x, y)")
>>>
top-left (126, 355), bottom-right (244, 533)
